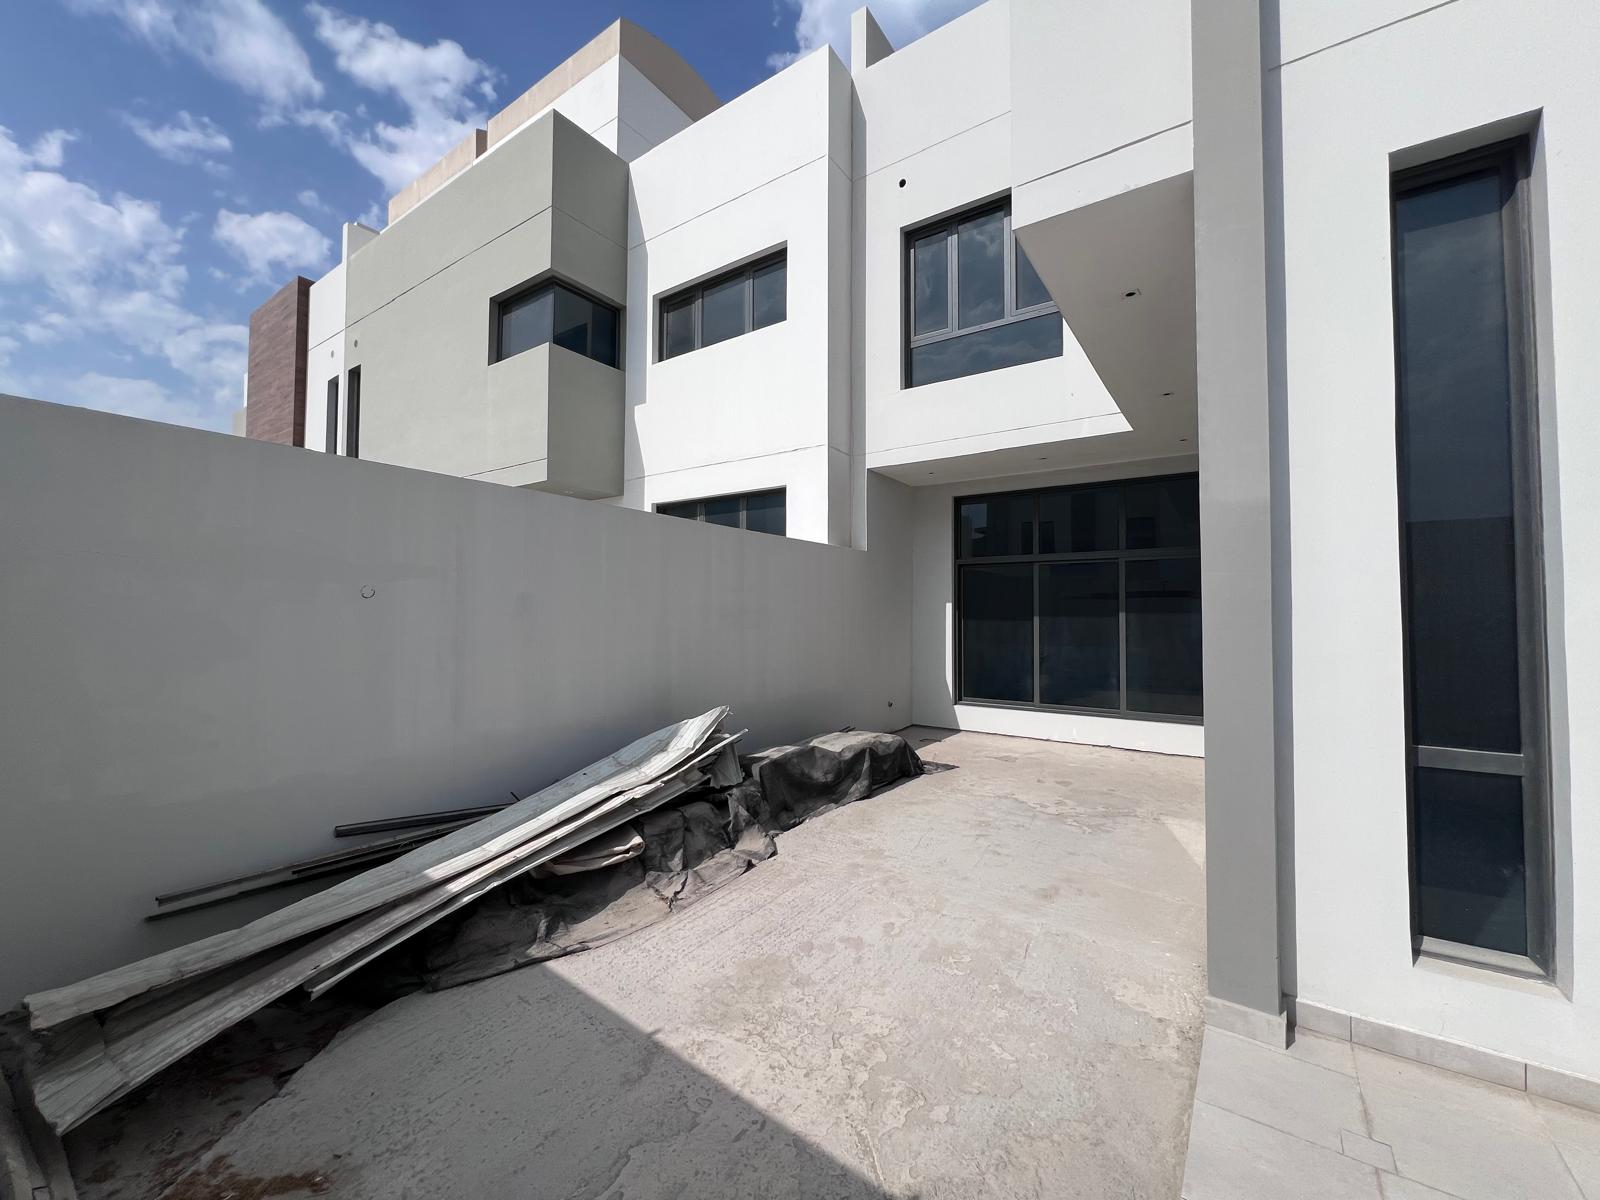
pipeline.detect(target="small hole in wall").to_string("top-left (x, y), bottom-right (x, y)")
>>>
top-left (898, 178), bottom-right (906, 188)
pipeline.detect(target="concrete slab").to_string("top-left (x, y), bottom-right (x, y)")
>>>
top-left (150, 728), bottom-right (1207, 1199)
top-left (1182, 1022), bottom-right (1596, 1200)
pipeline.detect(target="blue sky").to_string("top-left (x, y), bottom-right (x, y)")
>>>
top-left (0, 0), bottom-right (980, 431)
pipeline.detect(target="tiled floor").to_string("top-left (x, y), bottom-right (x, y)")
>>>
top-left (1181, 1026), bottom-right (1600, 1199)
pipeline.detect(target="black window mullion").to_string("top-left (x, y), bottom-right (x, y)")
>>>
top-left (945, 222), bottom-right (958, 334)
top-left (1032, 562), bottom-right (1042, 706)
top-left (1003, 210), bottom-right (1016, 322)
top-left (1118, 558), bottom-right (1129, 715)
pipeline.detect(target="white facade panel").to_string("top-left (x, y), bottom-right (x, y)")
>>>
top-left (623, 51), bottom-right (851, 545)
top-left (1009, 0), bottom-right (1192, 197)
top-left (1273, 0), bottom-right (1600, 1077)
top-left (303, 261), bottom-right (345, 454)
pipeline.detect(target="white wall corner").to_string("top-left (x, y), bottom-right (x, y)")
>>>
top-left (850, 7), bottom-right (893, 75)
top-left (342, 222), bottom-right (380, 261)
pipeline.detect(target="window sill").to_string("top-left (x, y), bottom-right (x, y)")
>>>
top-left (954, 697), bottom-right (1203, 727)
top-left (1414, 937), bottom-right (1552, 986)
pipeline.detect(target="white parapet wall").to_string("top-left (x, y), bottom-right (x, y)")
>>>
top-left (0, 394), bottom-right (913, 1004)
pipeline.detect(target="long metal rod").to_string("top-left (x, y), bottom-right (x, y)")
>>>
top-left (148, 821), bottom-right (478, 919)
top-left (333, 804), bottom-right (508, 839)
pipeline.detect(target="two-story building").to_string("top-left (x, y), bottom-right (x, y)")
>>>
top-left (241, 0), bottom-right (1600, 1105)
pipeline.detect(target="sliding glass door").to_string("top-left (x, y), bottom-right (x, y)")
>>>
top-left (954, 475), bottom-right (1202, 722)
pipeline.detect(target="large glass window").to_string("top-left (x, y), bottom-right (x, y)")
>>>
top-left (657, 488), bottom-right (786, 537)
top-left (494, 280), bottom-right (619, 368)
top-left (906, 199), bottom-right (1062, 387)
top-left (1393, 140), bottom-right (1549, 973)
top-left (658, 251), bottom-right (787, 361)
top-left (955, 476), bottom-right (1201, 721)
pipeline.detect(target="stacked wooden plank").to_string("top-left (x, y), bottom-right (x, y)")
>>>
top-left (12, 708), bottom-right (740, 1135)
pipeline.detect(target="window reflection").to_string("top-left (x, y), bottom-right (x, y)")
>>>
top-left (956, 208), bottom-right (1005, 328)
top-left (913, 232), bottom-right (948, 336)
top-left (910, 314), bottom-right (1062, 387)
top-left (496, 283), bottom-right (618, 368)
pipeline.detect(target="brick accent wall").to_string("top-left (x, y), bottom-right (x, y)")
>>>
top-left (245, 277), bottom-right (312, 446)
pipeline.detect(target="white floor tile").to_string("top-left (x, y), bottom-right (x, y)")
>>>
top-left (1182, 1101), bottom-right (1383, 1200)
top-left (1196, 1028), bottom-right (1366, 1150)
top-left (1357, 1049), bottom-right (1583, 1200)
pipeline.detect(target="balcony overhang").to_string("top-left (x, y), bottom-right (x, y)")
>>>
top-left (1005, 0), bottom-right (1197, 466)
top-left (1012, 164), bottom-right (1198, 464)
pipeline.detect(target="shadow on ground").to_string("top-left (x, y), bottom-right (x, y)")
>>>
top-left (70, 727), bottom-right (1205, 1199)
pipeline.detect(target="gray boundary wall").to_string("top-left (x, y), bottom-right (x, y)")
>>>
top-left (0, 395), bottom-right (913, 1002)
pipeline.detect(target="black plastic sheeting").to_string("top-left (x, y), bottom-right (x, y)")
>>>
top-left (402, 731), bottom-right (924, 991)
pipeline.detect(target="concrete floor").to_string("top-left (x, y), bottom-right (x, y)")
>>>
top-left (167, 727), bottom-right (1208, 1199)
top-left (1181, 1026), bottom-right (1600, 1200)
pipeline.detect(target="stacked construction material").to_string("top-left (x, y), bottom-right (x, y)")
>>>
top-left (12, 708), bottom-right (740, 1134)
top-left (414, 729), bottom-right (928, 991)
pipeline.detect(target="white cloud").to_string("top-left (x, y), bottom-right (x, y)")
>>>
top-left (0, 124), bottom-right (246, 426)
top-left (305, 4), bottom-right (496, 195)
top-left (64, 0), bottom-right (322, 113)
top-left (214, 209), bottom-right (331, 281)
top-left (26, 129), bottom-right (77, 169)
top-left (768, 0), bottom-right (985, 69)
top-left (296, 188), bottom-right (329, 213)
top-left (59, 372), bottom-right (227, 429)
top-left (124, 111), bottom-right (233, 168)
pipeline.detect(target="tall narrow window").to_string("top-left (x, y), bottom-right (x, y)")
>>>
top-left (324, 377), bottom-right (339, 454)
top-left (1393, 139), bottom-right (1549, 974)
top-left (344, 365), bottom-right (360, 459)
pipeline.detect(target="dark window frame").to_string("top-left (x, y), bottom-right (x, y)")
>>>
top-left (655, 487), bottom-right (787, 536)
top-left (656, 250), bottom-right (788, 361)
top-left (1392, 137), bottom-right (1552, 978)
top-left (490, 275), bottom-right (621, 368)
top-left (324, 376), bottom-right (339, 454)
top-left (952, 474), bottom-right (1202, 724)
top-left (904, 197), bottom-right (1061, 388)
top-left (343, 365), bottom-right (360, 459)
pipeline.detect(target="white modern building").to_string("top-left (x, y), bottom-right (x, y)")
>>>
top-left (239, 0), bottom-right (1600, 1103)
